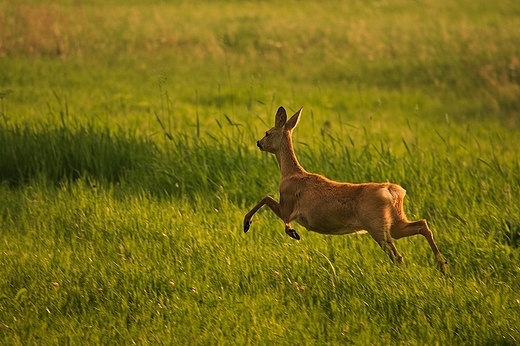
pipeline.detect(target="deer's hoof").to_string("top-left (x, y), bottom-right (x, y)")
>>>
top-left (438, 260), bottom-right (449, 275)
top-left (435, 254), bottom-right (449, 275)
top-left (286, 229), bottom-right (300, 240)
top-left (244, 220), bottom-right (252, 233)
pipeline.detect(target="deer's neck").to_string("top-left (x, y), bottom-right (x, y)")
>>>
top-left (275, 135), bottom-right (305, 177)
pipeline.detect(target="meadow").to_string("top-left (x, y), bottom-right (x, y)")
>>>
top-left (1, 0), bottom-right (520, 344)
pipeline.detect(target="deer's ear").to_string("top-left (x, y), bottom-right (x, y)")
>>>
top-left (285, 107), bottom-right (302, 131)
top-left (275, 106), bottom-right (287, 128)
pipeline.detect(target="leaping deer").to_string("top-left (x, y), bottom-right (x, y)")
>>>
top-left (243, 106), bottom-right (448, 273)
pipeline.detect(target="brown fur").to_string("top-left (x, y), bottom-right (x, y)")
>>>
top-left (243, 106), bottom-right (448, 273)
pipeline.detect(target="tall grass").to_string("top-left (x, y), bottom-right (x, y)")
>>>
top-left (1, 113), bottom-right (518, 344)
top-left (1, 0), bottom-right (520, 344)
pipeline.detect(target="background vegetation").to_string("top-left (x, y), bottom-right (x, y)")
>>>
top-left (1, 0), bottom-right (519, 344)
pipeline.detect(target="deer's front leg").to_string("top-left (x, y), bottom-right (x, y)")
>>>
top-left (284, 227), bottom-right (300, 240)
top-left (243, 196), bottom-right (300, 240)
top-left (243, 196), bottom-right (283, 233)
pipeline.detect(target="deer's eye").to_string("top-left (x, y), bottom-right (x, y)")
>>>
top-left (265, 132), bottom-right (269, 136)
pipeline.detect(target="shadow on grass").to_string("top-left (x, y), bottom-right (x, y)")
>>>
top-left (0, 122), bottom-right (277, 204)
top-left (0, 122), bottom-right (156, 186)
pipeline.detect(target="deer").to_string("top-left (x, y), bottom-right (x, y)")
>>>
top-left (243, 106), bottom-right (448, 273)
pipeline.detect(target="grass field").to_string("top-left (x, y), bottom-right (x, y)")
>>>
top-left (1, 0), bottom-right (520, 344)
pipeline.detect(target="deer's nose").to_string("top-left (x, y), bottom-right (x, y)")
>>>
top-left (256, 141), bottom-right (262, 149)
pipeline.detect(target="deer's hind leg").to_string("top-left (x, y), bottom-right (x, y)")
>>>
top-left (362, 211), bottom-right (404, 264)
top-left (391, 219), bottom-right (448, 273)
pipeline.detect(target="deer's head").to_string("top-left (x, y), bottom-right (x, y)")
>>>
top-left (257, 106), bottom-right (302, 153)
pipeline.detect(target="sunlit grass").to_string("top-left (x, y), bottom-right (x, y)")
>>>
top-left (2, 0), bottom-right (520, 126)
top-left (0, 0), bottom-right (519, 344)
top-left (1, 114), bottom-right (518, 344)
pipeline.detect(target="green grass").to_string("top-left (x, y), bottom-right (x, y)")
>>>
top-left (1, 0), bottom-right (520, 344)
